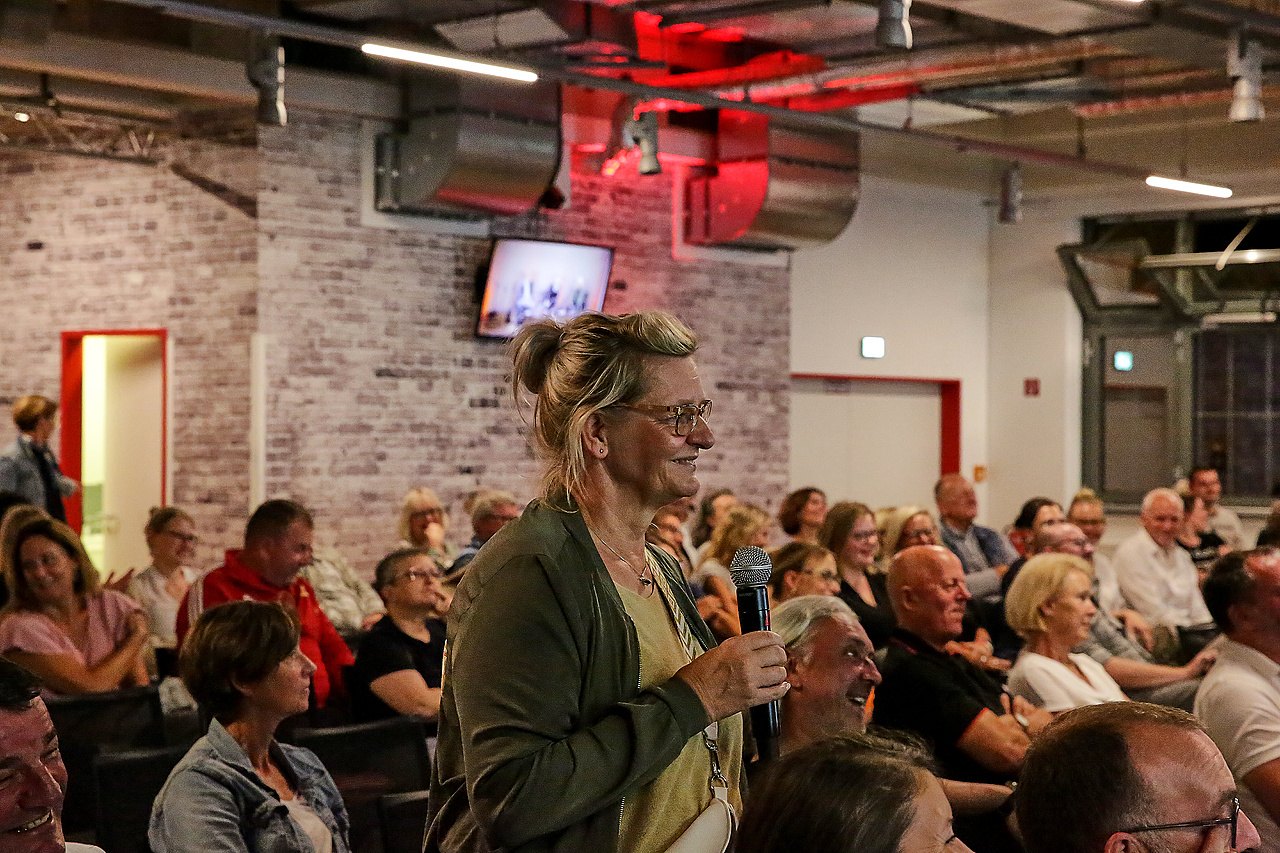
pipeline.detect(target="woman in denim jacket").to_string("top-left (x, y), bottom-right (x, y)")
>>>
top-left (150, 601), bottom-right (351, 853)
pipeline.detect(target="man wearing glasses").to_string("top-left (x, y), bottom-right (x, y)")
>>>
top-left (1196, 548), bottom-right (1280, 852)
top-left (1018, 702), bottom-right (1262, 853)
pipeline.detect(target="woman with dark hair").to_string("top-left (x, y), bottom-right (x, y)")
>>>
top-left (0, 516), bottom-right (148, 695)
top-left (425, 311), bottom-right (787, 853)
top-left (127, 506), bottom-right (199, 653)
top-left (820, 501), bottom-right (895, 648)
top-left (737, 733), bottom-right (972, 853)
top-left (778, 487), bottom-right (827, 546)
top-left (1008, 497), bottom-right (1063, 557)
top-left (150, 600), bottom-right (350, 852)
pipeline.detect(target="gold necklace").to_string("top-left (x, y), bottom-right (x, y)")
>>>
top-left (595, 532), bottom-right (654, 589)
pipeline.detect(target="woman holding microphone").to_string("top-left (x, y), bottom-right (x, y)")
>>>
top-left (425, 311), bottom-right (788, 853)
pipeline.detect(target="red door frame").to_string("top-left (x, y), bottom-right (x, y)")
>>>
top-left (790, 373), bottom-right (962, 475)
top-left (60, 329), bottom-right (168, 533)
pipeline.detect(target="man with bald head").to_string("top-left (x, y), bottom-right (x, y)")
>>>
top-left (1113, 488), bottom-right (1214, 660)
top-left (875, 545), bottom-right (1050, 852)
top-left (1018, 702), bottom-right (1262, 853)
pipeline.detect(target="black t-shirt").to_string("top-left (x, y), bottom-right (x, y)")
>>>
top-left (350, 615), bottom-right (446, 722)
top-left (837, 574), bottom-right (896, 649)
top-left (1179, 531), bottom-right (1225, 571)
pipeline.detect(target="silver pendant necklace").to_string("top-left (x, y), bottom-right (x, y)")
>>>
top-left (595, 533), bottom-right (654, 588)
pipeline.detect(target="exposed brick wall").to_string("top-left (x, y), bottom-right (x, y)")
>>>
top-left (0, 139), bottom-right (257, 571)
top-left (256, 112), bottom-right (790, 571)
top-left (1, 108), bottom-right (790, 577)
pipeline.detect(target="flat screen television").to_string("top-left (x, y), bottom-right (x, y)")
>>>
top-left (476, 238), bottom-right (614, 339)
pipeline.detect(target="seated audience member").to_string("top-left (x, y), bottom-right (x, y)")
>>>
top-left (935, 473), bottom-right (1018, 600)
top-left (874, 545), bottom-right (1050, 853)
top-left (1005, 553), bottom-right (1128, 712)
top-left (127, 506), bottom-right (200, 658)
top-left (877, 505), bottom-right (940, 569)
top-left (1067, 488), bottom-right (1126, 608)
top-left (150, 601), bottom-right (350, 852)
top-left (690, 487), bottom-right (736, 554)
top-left (447, 490), bottom-right (520, 580)
top-left (0, 656), bottom-right (105, 852)
top-left (1259, 519), bottom-right (1280, 549)
top-left (397, 487), bottom-right (455, 569)
top-left (1113, 487), bottom-right (1215, 662)
top-left (648, 505), bottom-right (738, 638)
top-left (349, 548), bottom-right (447, 723)
top-left (820, 501), bottom-right (895, 648)
top-left (1196, 547), bottom-right (1280, 851)
top-left (737, 733), bottom-right (974, 853)
top-left (0, 493), bottom-right (37, 610)
top-left (777, 487), bottom-right (827, 546)
top-left (1178, 492), bottom-right (1230, 583)
top-left (1005, 497), bottom-right (1064, 559)
top-left (693, 502), bottom-right (771, 617)
top-left (1023, 523), bottom-right (1208, 711)
top-left (768, 542), bottom-right (839, 603)
top-left (177, 499), bottom-right (353, 710)
top-left (0, 517), bottom-right (148, 695)
top-left (1017, 702), bottom-right (1262, 853)
top-left (774, 596), bottom-right (1014, 819)
top-left (1190, 465), bottom-right (1248, 550)
top-left (301, 543), bottom-right (385, 639)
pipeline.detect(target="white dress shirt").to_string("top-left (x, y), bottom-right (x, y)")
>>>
top-left (1112, 528), bottom-right (1212, 627)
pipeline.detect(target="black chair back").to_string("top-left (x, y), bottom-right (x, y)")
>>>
top-left (378, 790), bottom-right (430, 853)
top-left (290, 716), bottom-right (431, 853)
top-left (92, 743), bottom-right (190, 853)
top-left (46, 685), bottom-right (166, 834)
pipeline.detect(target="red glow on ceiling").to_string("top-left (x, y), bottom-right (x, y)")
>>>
top-left (700, 27), bottom-right (745, 43)
top-left (665, 21), bottom-right (708, 35)
top-left (777, 82), bottom-right (921, 111)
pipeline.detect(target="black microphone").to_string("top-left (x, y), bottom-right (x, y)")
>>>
top-left (729, 545), bottom-right (781, 763)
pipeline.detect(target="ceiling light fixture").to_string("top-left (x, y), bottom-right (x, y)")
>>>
top-left (998, 164), bottom-right (1023, 224)
top-left (1144, 175), bottom-right (1233, 198)
top-left (13, 111), bottom-right (30, 122)
top-left (361, 43), bottom-right (538, 83)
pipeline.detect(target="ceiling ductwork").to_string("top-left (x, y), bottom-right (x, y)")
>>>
top-left (685, 110), bottom-right (859, 250)
top-left (376, 74), bottom-right (561, 217)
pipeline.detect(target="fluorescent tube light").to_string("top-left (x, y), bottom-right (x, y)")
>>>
top-left (1144, 175), bottom-right (1233, 198)
top-left (361, 43), bottom-right (538, 83)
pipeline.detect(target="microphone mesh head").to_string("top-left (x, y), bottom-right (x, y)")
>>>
top-left (729, 546), bottom-right (772, 587)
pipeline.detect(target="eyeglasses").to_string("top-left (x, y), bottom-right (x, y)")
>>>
top-left (849, 530), bottom-right (878, 542)
top-left (1120, 796), bottom-right (1238, 850)
top-left (164, 531), bottom-right (199, 546)
top-left (410, 508), bottom-right (444, 519)
top-left (902, 528), bottom-right (937, 541)
top-left (800, 569), bottom-right (840, 582)
top-left (616, 399), bottom-right (712, 437)
top-left (395, 568), bottom-right (443, 584)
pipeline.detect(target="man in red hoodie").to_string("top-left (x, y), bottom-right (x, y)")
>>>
top-left (176, 499), bottom-right (353, 709)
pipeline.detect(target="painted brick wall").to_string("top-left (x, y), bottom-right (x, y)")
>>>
top-left (256, 112), bottom-right (791, 571)
top-left (0, 140), bottom-right (257, 572)
top-left (0, 108), bottom-right (790, 577)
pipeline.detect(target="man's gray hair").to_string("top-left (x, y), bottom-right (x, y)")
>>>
top-left (470, 490), bottom-right (518, 525)
top-left (774, 595), bottom-right (858, 660)
top-left (1141, 487), bottom-right (1182, 514)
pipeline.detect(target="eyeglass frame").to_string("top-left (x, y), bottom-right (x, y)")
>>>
top-left (614, 399), bottom-right (713, 437)
top-left (163, 530), bottom-right (200, 546)
top-left (393, 567), bottom-right (443, 585)
top-left (1118, 796), bottom-right (1238, 849)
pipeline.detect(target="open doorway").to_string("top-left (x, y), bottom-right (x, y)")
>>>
top-left (60, 330), bottom-right (167, 577)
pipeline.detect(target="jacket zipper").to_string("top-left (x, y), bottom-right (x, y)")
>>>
top-left (618, 609), bottom-right (642, 841)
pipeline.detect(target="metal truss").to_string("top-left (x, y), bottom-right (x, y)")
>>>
top-left (0, 105), bottom-right (167, 164)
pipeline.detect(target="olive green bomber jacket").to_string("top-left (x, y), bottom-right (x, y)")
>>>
top-left (424, 498), bottom-right (725, 853)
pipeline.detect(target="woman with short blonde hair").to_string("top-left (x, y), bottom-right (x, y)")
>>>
top-left (397, 486), bottom-right (454, 567)
top-left (1006, 553), bottom-right (1127, 713)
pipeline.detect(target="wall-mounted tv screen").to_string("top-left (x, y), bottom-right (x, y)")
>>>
top-left (476, 238), bottom-right (614, 339)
